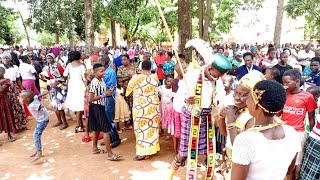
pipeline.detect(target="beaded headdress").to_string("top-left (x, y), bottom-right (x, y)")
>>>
top-left (251, 88), bottom-right (282, 114)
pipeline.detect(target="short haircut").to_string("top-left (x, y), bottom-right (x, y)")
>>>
top-left (141, 60), bottom-right (151, 70)
top-left (311, 57), bottom-right (320, 64)
top-left (165, 74), bottom-right (174, 81)
top-left (167, 52), bottom-right (173, 58)
top-left (243, 52), bottom-right (253, 60)
top-left (98, 55), bottom-right (110, 65)
top-left (93, 63), bottom-right (104, 71)
top-left (307, 86), bottom-right (320, 99)
top-left (21, 55), bottom-right (29, 63)
top-left (282, 48), bottom-right (291, 55)
top-left (253, 80), bottom-right (286, 116)
top-left (122, 54), bottom-right (130, 59)
top-left (280, 51), bottom-right (288, 57)
top-left (268, 67), bottom-right (280, 78)
top-left (268, 47), bottom-right (276, 54)
top-left (68, 51), bottom-right (81, 62)
top-left (283, 69), bottom-right (301, 81)
top-left (178, 54), bottom-right (186, 59)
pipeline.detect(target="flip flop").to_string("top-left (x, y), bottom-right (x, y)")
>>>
top-left (8, 136), bottom-right (16, 142)
top-left (133, 155), bottom-right (150, 161)
top-left (82, 135), bottom-right (91, 142)
top-left (108, 154), bottom-right (121, 161)
top-left (59, 124), bottom-right (68, 130)
top-left (52, 122), bottom-right (62, 128)
top-left (92, 149), bottom-right (105, 154)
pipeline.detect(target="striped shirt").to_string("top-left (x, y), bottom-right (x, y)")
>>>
top-left (89, 77), bottom-right (107, 106)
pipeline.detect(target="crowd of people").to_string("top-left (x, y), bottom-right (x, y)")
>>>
top-left (0, 41), bottom-right (320, 179)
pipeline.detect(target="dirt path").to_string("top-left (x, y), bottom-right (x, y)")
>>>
top-left (0, 97), bottom-right (210, 180)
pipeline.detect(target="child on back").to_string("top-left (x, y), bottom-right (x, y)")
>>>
top-left (20, 90), bottom-right (52, 162)
top-left (114, 78), bottom-right (131, 133)
top-left (159, 75), bottom-right (175, 136)
top-left (88, 63), bottom-right (120, 161)
top-left (282, 69), bottom-right (318, 180)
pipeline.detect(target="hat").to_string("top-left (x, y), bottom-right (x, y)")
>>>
top-left (211, 53), bottom-right (232, 74)
top-left (1, 51), bottom-right (12, 60)
top-left (46, 53), bottom-right (55, 59)
top-left (236, 51), bottom-right (242, 56)
top-left (239, 70), bottom-right (265, 90)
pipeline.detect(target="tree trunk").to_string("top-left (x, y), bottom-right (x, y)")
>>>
top-left (111, 20), bottom-right (117, 47)
top-left (178, 0), bottom-right (192, 62)
top-left (273, 0), bottom-right (285, 46)
top-left (203, 0), bottom-right (212, 41)
top-left (55, 32), bottom-right (59, 44)
top-left (68, 30), bottom-right (74, 48)
top-left (84, 0), bottom-right (94, 53)
top-left (198, 0), bottom-right (204, 38)
top-left (14, 0), bottom-right (30, 46)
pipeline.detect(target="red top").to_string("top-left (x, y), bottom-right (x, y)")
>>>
top-left (282, 91), bottom-right (318, 132)
top-left (154, 54), bottom-right (166, 80)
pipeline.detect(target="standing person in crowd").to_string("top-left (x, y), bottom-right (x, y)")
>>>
top-left (300, 86), bottom-right (320, 179)
top-left (114, 79), bottom-right (131, 134)
top-left (231, 80), bottom-right (299, 180)
top-left (261, 47), bottom-right (278, 72)
top-left (126, 60), bottom-right (160, 161)
top-left (56, 51), bottom-right (68, 68)
top-left (88, 63), bottom-right (120, 160)
top-left (163, 52), bottom-right (175, 77)
top-left (283, 48), bottom-right (298, 67)
top-left (19, 56), bottom-right (39, 95)
top-left (64, 51), bottom-right (86, 131)
top-left (282, 69), bottom-right (318, 180)
top-left (298, 43), bottom-right (315, 71)
top-left (117, 54), bottom-right (138, 123)
top-left (236, 52), bottom-right (262, 80)
top-left (168, 53), bottom-right (232, 180)
top-left (274, 52), bottom-right (293, 84)
top-left (100, 55), bottom-right (121, 148)
top-left (154, 48), bottom-right (166, 85)
top-left (0, 67), bottom-right (17, 143)
top-left (138, 52), bottom-right (157, 73)
top-left (158, 75), bottom-right (175, 136)
top-left (0, 52), bottom-right (27, 130)
top-left (20, 90), bottom-right (51, 162)
top-left (45, 53), bottom-right (68, 130)
top-left (305, 57), bottom-right (320, 86)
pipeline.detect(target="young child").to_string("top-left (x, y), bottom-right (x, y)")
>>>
top-left (261, 47), bottom-right (278, 72)
top-left (20, 90), bottom-right (52, 162)
top-left (82, 72), bottom-right (94, 142)
top-left (0, 67), bottom-right (17, 144)
top-left (114, 78), bottom-right (131, 133)
top-left (282, 69), bottom-right (318, 179)
top-left (264, 67), bottom-right (280, 81)
top-left (88, 63), bottom-right (120, 160)
top-left (274, 52), bottom-right (293, 84)
top-left (159, 75), bottom-right (175, 135)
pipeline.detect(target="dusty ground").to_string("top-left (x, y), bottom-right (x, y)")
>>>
top-left (0, 97), bottom-right (211, 180)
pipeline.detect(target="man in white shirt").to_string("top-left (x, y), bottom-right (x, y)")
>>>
top-left (298, 43), bottom-right (315, 69)
top-left (168, 53), bottom-right (232, 180)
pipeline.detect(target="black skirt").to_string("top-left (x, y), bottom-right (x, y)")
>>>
top-left (88, 103), bottom-right (110, 133)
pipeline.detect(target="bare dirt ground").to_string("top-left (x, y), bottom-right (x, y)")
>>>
top-left (0, 97), bottom-right (210, 180)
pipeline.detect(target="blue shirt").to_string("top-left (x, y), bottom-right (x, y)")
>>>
top-left (103, 66), bottom-right (117, 96)
top-left (306, 71), bottom-right (320, 86)
top-left (163, 61), bottom-right (175, 74)
top-left (236, 64), bottom-right (262, 80)
top-left (114, 55), bottom-right (123, 68)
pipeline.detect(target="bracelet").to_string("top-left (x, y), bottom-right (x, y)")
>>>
top-left (226, 123), bottom-right (235, 127)
top-left (227, 125), bottom-right (235, 130)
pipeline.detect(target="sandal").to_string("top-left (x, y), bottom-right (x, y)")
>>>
top-left (75, 125), bottom-right (85, 133)
top-left (8, 136), bottom-right (16, 142)
top-left (108, 154), bottom-right (121, 161)
top-left (59, 124), bottom-right (68, 130)
top-left (92, 149), bottom-right (105, 154)
top-left (82, 135), bottom-right (91, 142)
top-left (133, 155), bottom-right (150, 161)
top-left (52, 122), bottom-right (62, 128)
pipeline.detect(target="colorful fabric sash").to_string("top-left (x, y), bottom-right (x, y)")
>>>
top-left (186, 71), bottom-right (215, 180)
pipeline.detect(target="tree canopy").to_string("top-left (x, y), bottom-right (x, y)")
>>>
top-left (0, 5), bottom-right (21, 45)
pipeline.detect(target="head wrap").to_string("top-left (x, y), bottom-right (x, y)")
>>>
top-left (250, 47), bottom-right (257, 53)
top-left (211, 53), bottom-right (232, 74)
top-left (46, 53), bottom-right (55, 59)
top-left (1, 51), bottom-right (12, 60)
top-left (239, 70), bottom-right (265, 90)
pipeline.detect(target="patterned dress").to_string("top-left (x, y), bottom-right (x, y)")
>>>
top-left (126, 74), bottom-right (161, 156)
top-left (0, 79), bottom-right (16, 133)
top-left (48, 63), bottom-right (67, 110)
top-left (117, 63), bottom-right (138, 111)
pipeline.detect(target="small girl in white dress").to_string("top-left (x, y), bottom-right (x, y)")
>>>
top-left (114, 79), bottom-right (131, 133)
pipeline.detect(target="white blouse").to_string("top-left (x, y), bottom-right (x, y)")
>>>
top-left (158, 85), bottom-right (174, 103)
top-left (19, 62), bottom-right (36, 80)
top-left (232, 125), bottom-right (300, 180)
top-left (0, 64), bottom-right (20, 81)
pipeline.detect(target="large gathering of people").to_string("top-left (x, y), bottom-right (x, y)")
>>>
top-left (0, 41), bottom-right (320, 179)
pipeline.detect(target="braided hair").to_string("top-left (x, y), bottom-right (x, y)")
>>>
top-left (253, 80), bottom-right (286, 116)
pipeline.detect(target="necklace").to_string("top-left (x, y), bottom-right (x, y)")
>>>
top-left (247, 118), bottom-right (283, 132)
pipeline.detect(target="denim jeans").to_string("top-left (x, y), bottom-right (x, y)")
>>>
top-left (105, 96), bottom-right (120, 144)
top-left (34, 120), bottom-right (49, 151)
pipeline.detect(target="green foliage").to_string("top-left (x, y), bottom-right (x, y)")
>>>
top-left (285, 0), bottom-right (320, 40)
top-left (0, 5), bottom-right (19, 45)
top-left (37, 31), bottom-right (55, 46)
top-left (27, 0), bottom-right (105, 41)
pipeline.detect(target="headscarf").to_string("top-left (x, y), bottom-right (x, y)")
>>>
top-left (1, 51), bottom-right (12, 60)
top-left (46, 53), bottom-right (55, 59)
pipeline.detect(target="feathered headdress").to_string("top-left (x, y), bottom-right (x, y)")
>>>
top-left (185, 38), bottom-right (213, 66)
